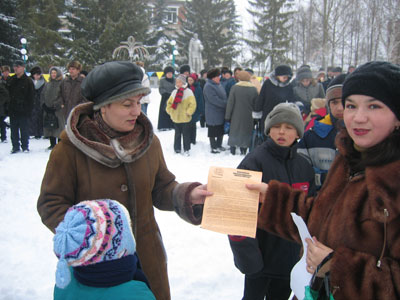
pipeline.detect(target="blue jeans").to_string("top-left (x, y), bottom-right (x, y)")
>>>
top-left (10, 115), bottom-right (29, 150)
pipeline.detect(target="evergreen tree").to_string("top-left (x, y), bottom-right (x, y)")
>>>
top-left (16, 0), bottom-right (67, 69)
top-left (246, 0), bottom-right (294, 72)
top-left (0, 0), bottom-right (21, 65)
top-left (177, 0), bottom-right (241, 69)
top-left (100, 0), bottom-right (150, 62)
top-left (146, 0), bottom-right (171, 70)
top-left (67, 0), bottom-right (150, 68)
top-left (66, 0), bottom-right (109, 67)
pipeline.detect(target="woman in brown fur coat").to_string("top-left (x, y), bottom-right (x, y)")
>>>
top-left (246, 61), bottom-right (400, 300)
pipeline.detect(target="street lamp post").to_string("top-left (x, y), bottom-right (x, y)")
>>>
top-left (20, 38), bottom-right (28, 64)
top-left (170, 40), bottom-right (176, 67)
top-left (170, 40), bottom-right (179, 68)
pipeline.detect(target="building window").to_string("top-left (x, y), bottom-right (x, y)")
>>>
top-left (165, 7), bottom-right (178, 24)
top-left (65, 0), bottom-right (74, 6)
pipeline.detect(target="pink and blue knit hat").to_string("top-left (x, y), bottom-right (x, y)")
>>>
top-left (54, 199), bottom-right (135, 289)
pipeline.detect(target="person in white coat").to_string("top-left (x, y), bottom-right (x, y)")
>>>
top-left (136, 61), bottom-right (151, 115)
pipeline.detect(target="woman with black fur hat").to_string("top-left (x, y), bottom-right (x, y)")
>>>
top-left (246, 61), bottom-right (400, 300)
top-left (29, 66), bottom-right (45, 138)
top-left (37, 61), bottom-right (212, 300)
top-left (255, 64), bottom-right (296, 136)
top-left (157, 66), bottom-right (175, 131)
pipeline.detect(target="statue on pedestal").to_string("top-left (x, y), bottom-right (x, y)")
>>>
top-left (189, 34), bottom-right (204, 74)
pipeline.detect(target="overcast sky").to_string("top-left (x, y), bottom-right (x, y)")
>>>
top-left (235, 0), bottom-right (252, 31)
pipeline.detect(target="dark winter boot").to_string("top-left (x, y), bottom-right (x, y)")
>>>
top-left (48, 137), bottom-right (57, 150)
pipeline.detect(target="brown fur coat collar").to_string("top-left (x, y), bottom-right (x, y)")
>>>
top-left (334, 129), bottom-right (400, 223)
top-left (66, 102), bottom-right (153, 168)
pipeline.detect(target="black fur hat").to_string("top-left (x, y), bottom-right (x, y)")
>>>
top-left (342, 61), bottom-right (400, 120)
top-left (81, 61), bottom-right (151, 110)
top-left (30, 66), bottom-right (42, 76)
top-left (179, 64), bottom-right (191, 74)
top-left (163, 66), bottom-right (175, 75)
top-left (207, 68), bottom-right (221, 79)
top-left (275, 64), bottom-right (292, 76)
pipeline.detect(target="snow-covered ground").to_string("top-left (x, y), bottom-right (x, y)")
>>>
top-left (0, 88), bottom-right (246, 300)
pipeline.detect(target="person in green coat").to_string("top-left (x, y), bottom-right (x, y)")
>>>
top-left (53, 199), bottom-right (156, 300)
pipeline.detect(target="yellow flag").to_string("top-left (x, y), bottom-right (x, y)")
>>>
top-left (156, 72), bottom-right (164, 79)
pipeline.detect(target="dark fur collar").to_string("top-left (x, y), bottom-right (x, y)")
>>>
top-left (66, 102), bottom-right (153, 168)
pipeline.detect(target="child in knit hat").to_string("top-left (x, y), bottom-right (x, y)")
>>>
top-left (53, 199), bottom-right (155, 300)
top-left (165, 74), bottom-right (197, 156)
top-left (228, 102), bottom-right (315, 300)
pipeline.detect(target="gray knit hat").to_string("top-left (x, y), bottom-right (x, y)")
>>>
top-left (264, 102), bottom-right (304, 138)
top-left (81, 61), bottom-right (151, 110)
top-left (296, 66), bottom-right (313, 81)
top-left (175, 74), bottom-right (188, 88)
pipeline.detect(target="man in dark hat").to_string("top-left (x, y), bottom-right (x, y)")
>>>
top-left (60, 60), bottom-right (86, 120)
top-left (255, 64), bottom-right (296, 136)
top-left (7, 60), bottom-right (34, 153)
top-left (332, 66), bottom-right (342, 78)
top-left (220, 67), bottom-right (236, 97)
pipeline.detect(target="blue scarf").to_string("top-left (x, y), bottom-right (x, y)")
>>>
top-left (73, 254), bottom-right (150, 288)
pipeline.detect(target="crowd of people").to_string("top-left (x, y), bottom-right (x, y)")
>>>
top-left (0, 60), bottom-right (87, 151)
top-left (153, 61), bottom-right (400, 300)
top-left (0, 59), bottom-right (351, 158)
top-left (1, 56), bottom-right (399, 300)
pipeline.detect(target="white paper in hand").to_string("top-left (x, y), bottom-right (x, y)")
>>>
top-left (289, 212), bottom-right (314, 300)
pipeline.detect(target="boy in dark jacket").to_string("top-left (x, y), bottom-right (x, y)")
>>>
top-left (229, 102), bottom-right (315, 300)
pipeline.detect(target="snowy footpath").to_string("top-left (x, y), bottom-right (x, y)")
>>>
top-left (0, 88), bottom-right (246, 300)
